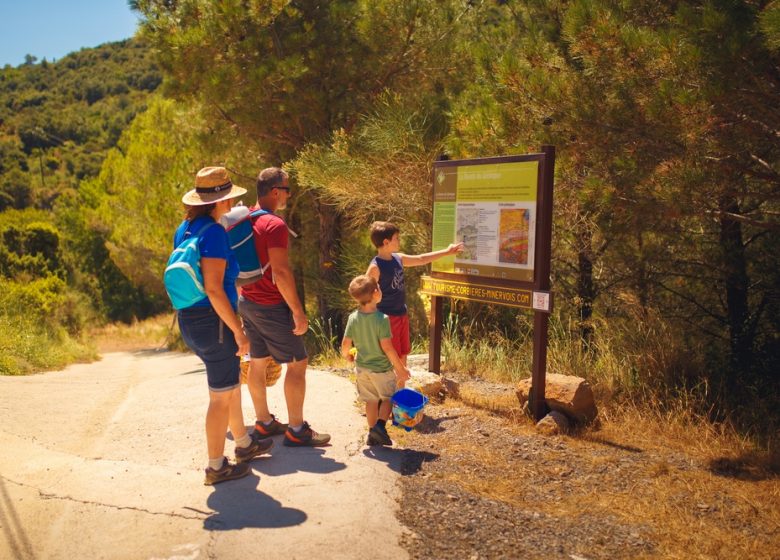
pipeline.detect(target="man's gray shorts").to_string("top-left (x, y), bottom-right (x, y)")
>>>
top-left (238, 298), bottom-right (308, 364)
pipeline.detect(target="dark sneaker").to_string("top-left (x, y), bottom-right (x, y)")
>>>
top-left (235, 433), bottom-right (274, 463)
top-left (367, 423), bottom-right (392, 446)
top-left (283, 421), bottom-right (331, 447)
top-left (252, 414), bottom-right (288, 439)
top-left (204, 458), bottom-right (250, 485)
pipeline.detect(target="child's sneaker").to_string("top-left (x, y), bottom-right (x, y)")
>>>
top-left (252, 414), bottom-right (288, 439)
top-left (234, 433), bottom-right (274, 463)
top-left (283, 421), bottom-right (331, 447)
top-left (204, 458), bottom-right (250, 485)
top-left (367, 423), bottom-right (392, 446)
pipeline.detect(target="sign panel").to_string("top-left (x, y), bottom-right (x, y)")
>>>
top-left (420, 276), bottom-right (533, 309)
top-left (532, 291), bottom-right (552, 313)
top-left (431, 157), bottom-right (541, 283)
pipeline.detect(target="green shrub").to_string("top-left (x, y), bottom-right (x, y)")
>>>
top-left (0, 277), bottom-right (94, 335)
top-left (0, 221), bottom-right (64, 278)
top-left (0, 309), bottom-right (96, 375)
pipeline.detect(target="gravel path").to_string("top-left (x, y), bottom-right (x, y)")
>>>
top-left (390, 397), bottom-right (779, 560)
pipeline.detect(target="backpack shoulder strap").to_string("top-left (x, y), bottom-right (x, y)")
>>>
top-left (193, 220), bottom-right (218, 237)
top-left (175, 219), bottom-right (217, 249)
top-left (250, 208), bottom-right (271, 220)
top-left (249, 209), bottom-right (298, 238)
top-left (246, 209), bottom-right (274, 276)
top-left (186, 220), bottom-right (217, 245)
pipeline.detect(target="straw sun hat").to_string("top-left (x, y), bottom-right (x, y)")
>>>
top-left (182, 166), bottom-right (247, 206)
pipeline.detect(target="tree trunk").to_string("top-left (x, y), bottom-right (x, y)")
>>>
top-left (719, 194), bottom-right (751, 386)
top-left (575, 221), bottom-right (595, 350)
top-left (289, 209), bottom-right (306, 309)
top-left (317, 199), bottom-right (343, 345)
top-left (636, 231), bottom-right (649, 311)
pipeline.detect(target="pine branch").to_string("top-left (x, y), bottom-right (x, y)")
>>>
top-left (656, 281), bottom-right (727, 325)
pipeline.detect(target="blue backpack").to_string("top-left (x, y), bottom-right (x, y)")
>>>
top-left (163, 221), bottom-right (218, 309)
top-left (222, 207), bottom-right (272, 285)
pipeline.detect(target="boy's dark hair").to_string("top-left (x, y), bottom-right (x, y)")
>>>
top-left (256, 167), bottom-right (288, 197)
top-left (370, 221), bottom-right (399, 248)
top-left (349, 274), bottom-right (378, 305)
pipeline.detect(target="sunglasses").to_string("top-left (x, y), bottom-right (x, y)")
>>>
top-left (275, 186), bottom-right (290, 192)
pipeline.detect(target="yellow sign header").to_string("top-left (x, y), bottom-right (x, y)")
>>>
top-left (456, 161), bottom-right (538, 202)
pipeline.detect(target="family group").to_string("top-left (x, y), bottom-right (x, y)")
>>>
top-left (171, 166), bottom-right (462, 485)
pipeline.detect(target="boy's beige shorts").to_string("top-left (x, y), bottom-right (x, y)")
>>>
top-left (355, 366), bottom-right (396, 402)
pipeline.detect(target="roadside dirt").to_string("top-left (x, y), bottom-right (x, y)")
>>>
top-left (3, 350), bottom-right (778, 560)
top-left (390, 392), bottom-right (780, 560)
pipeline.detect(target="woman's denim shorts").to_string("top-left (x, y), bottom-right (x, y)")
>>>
top-left (178, 306), bottom-right (240, 392)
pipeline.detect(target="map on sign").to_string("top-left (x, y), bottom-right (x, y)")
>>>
top-left (431, 158), bottom-right (540, 282)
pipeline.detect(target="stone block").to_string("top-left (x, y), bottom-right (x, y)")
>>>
top-left (441, 377), bottom-right (460, 399)
top-left (407, 369), bottom-right (444, 400)
top-left (516, 373), bottom-right (597, 424)
top-left (535, 410), bottom-right (571, 435)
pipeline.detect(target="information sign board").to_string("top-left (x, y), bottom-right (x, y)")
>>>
top-left (430, 156), bottom-right (544, 284)
top-left (423, 148), bottom-right (556, 423)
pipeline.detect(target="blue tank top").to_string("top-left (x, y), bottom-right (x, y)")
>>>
top-left (372, 253), bottom-right (407, 316)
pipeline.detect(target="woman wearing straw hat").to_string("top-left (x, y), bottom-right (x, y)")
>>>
top-left (175, 166), bottom-right (274, 485)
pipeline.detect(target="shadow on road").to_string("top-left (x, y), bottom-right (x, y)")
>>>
top-left (179, 367), bottom-right (207, 376)
top-left (414, 414), bottom-right (461, 434)
top-left (204, 473), bottom-right (307, 530)
top-left (130, 349), bottom-right (178, 358)
top-left (362, 447), bottom-right (439, 476)
top-left (0, 477), bottom-right (35, 560)
top-left (248, 445), bottom-right (347, 477)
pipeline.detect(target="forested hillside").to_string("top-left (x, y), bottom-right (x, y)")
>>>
top-left (0, 38), bottom-right (162, 374)
top-left (1, 1), bottom-right (778, 440)
top-left (0, 39), bottom-right (160, 209)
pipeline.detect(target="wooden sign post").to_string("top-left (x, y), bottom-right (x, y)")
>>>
top-left (421, 146), bottom-right (555, 422)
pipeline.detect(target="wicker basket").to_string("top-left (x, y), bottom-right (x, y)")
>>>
top-left (240, 356), bottom-right (283, 386)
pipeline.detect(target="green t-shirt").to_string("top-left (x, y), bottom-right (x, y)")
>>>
top-left (344, 309), bottom-right (393, 372)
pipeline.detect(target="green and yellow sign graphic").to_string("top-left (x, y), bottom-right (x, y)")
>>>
top-left (431, 159), bottom-right (540, 282)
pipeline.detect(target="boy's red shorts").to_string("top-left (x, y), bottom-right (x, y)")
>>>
top-left (387, 314), bottom-right (411, 357)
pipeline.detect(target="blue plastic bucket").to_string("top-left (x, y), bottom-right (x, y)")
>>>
top-left (391, 388), bottom-right (429, 431)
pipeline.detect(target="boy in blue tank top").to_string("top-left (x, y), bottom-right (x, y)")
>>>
top-left (366, 221), bottom-right (464, 371)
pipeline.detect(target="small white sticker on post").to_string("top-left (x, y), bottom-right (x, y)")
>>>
top-left (532, 291), bottom-right (551, 312)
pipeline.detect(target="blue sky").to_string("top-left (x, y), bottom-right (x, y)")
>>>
top-left (0, 1), bottom-right (141, 67)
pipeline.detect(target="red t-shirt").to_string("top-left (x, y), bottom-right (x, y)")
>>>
top-left (240, 207), bottom-right (288, 305)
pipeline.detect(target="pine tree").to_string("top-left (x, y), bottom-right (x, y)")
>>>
top-left (132, 0), bottom-right (477, 334)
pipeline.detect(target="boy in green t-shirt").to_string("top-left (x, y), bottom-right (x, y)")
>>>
top-left (341, 274), bottom-right (411, 446)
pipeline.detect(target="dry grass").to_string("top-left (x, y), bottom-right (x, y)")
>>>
top-left (88, 313), bottom-right (179, 352)
top-left (410, 396), bottom-right (780, 559)
top-left (565, 408), bottom-right (779, 558)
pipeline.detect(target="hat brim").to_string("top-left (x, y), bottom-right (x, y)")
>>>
top-left (181, 185), bottom-right (248, 206)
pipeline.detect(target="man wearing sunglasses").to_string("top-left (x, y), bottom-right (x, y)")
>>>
top-left (238, 167), bottom-right (331, 447)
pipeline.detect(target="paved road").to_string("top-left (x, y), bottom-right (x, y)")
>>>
top-left (0, 351), bottom-right (409, 560)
